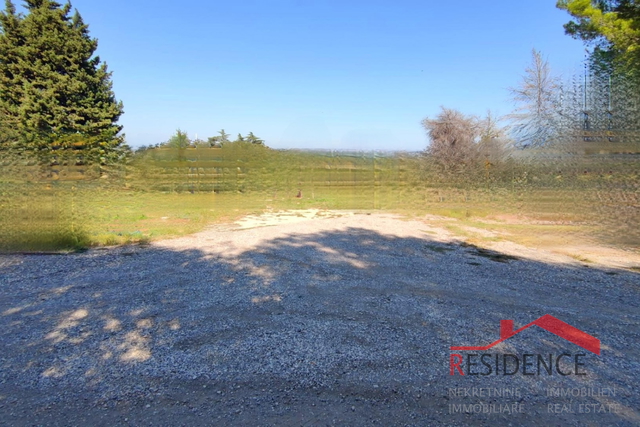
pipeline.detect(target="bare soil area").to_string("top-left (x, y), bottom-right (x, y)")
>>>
top-left (1, 211), bottom-right (639, 426)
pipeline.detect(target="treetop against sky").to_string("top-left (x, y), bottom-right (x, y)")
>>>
top-left (11, 0), bottom-right (587, 150)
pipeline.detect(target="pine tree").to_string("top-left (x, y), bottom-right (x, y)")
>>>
top-left (0, 0), bottom-right (124, 163)
top-left (558, 0), bottom-right (640, 78)
top-left (165, 129), bottom-right (190, 149)
top-left (218, 129), bottom-right (230, 144)
top-left (246, 132), bottom-right (264, 145)
top-left (207, 129), bottom-right (230, 147)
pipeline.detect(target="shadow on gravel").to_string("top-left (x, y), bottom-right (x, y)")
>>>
top-left (0, 228), bottom-right (639, 426)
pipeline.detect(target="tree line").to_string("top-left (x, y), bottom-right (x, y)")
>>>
top-left (135, 129), bottom-right (266, 153)
top-left (2, 0), bottom-right (638, 168)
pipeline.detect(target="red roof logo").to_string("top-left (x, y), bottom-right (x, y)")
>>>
top-left (450, 314), bottom-right (600, 355)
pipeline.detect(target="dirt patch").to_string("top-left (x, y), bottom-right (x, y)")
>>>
top-left (234, 209), bottom-right (354, 229)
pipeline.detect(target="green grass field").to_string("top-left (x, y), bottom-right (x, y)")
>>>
top-left (1, 147), bottom-right (638, 252)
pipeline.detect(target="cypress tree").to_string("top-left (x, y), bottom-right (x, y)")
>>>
top-left (0, 0), bottom-right (125, 163)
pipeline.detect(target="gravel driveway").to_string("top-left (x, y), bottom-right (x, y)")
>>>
top-left (1, 212), bottom-right (639, 426)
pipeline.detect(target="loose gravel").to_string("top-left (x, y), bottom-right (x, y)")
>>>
top-left (0, 212), bottom-right (638, 426)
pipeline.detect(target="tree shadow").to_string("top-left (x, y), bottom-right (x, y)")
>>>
top-left (0, 226), bottom-right (638, 425)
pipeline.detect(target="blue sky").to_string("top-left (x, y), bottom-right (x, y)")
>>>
top-left (53, 0), bottom-right (585, 150)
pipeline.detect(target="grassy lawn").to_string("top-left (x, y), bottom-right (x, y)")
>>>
top-left (1, 182), bottom-right (634, 253)
top-left (1, 148), bottom-right (638, 252)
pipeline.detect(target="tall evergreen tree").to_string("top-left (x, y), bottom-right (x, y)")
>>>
top-left (0, 0), bottom-right (23, 146)
top-left (0, 0), bottom-right (124, 162)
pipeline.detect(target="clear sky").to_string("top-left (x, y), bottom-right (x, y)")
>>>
top-left (52, 0), bottom-right (586, 150)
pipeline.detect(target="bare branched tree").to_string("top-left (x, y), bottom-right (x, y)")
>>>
top-left (509, 49), bottom-right (562, 147)
top-left (422, 107), bottom-right (479, 173)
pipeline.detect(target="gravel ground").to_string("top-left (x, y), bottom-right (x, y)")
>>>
top-left (0, 212), bottom-right (639, 426)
